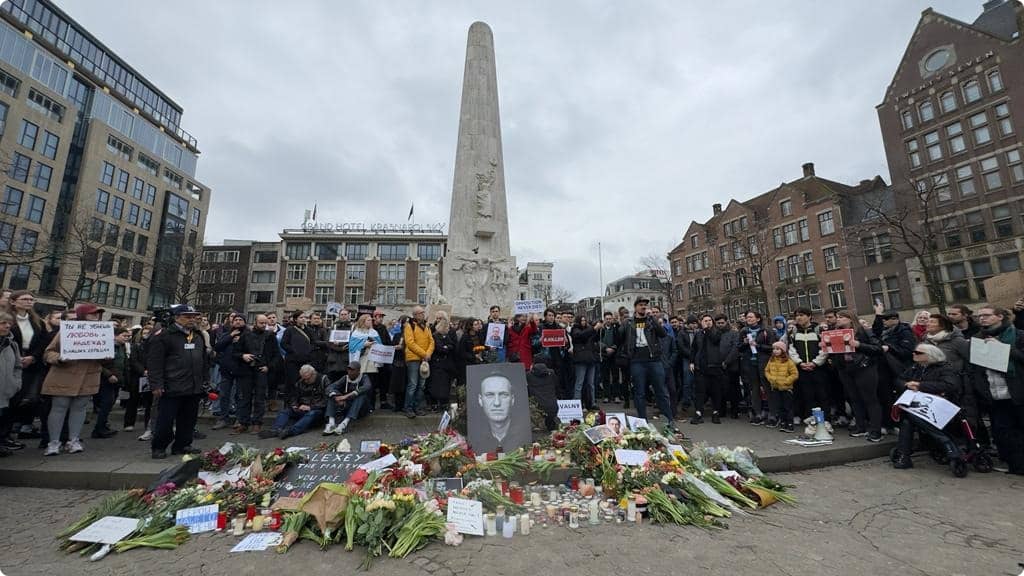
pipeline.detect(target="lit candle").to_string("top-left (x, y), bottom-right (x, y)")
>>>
top-left (520, 513), bottom-right (530, 535)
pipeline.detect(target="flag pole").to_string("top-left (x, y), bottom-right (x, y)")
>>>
top-left (598, 241), bottom-right (605, 317)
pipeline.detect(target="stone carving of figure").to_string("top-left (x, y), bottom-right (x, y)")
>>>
top-left (425, 265), bottom-right (446, 305)
top-left (474, 160), bottom-right (497, 220)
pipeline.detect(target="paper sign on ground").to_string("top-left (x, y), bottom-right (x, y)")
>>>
top-left (784, 438), bottom-right (834, 447)
top-left (230, 532), bottom-right (282, 552)
top-left (446, 497), bottom-right (484, 535)
top-left (70, 516), bottom-right (140, 545)
top-left (59, 321), bottom-right (115, 361)
top-left (513, 299), bottom-right (545, 315)
top-left (894, 390), bottom-right (960, 429)
top-left (175, 504), bottom-right (219, 534)
top-left (360, 440), bottom-right (382, 453)
top-left (368, 344), bottom-right (395, 365)
top-left (626, 415), bottom-right (651, 431)
top-left (556, 399), bottom-right (583, 423)
top-left (358, 453), bottom-right (398, 472)
top-left (970, 337), bottom-right (1011, 372)
top-left (329, 330), bottom-right (351, 343)
top-left (438, 410), bottom-right (451, 432)
top-left (820, 329), bottom-right (855, 354)
top-left (583, 424), bottom-right (616, 444)
top-left (485, 323), bottom-right (506, 348)
top-left (433, 477), bottom-right (464, 495)
top-left (540, 329), bottom-right (567, 348)
top-left (198, 466), bottom-right (247, 485)
top-left (614, 449), bottom-right (650, 466)
top-left (325, 301), bottom-right (343, 316)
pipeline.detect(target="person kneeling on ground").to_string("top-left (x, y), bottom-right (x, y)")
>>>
top-left (892, 343), bottom-right (962, 469)
top-left (323, 361), bottom-right (372, 435)
top-left (260, 364), bottom-right (328, 440)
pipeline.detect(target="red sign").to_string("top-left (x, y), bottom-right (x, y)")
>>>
top-left (540, 329), bottom-right (567, 348)
top-left (820, 329), bottom-right (855, 354)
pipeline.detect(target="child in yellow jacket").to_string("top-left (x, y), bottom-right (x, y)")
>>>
top-left (764, 341), bottom-right (798, 432)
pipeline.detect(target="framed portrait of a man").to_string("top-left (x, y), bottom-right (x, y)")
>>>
top-left (466, 364), bottom-right (532, 454)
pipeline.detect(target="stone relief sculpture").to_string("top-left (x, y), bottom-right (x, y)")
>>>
top-left (474, 163), bottom-right (497, 220)
top-left (425, 265), bottom-right (446, 305)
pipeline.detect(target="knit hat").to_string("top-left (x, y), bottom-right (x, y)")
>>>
top-left (772, 341), bottom-right (788, 353)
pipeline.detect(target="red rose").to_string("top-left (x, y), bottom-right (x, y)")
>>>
top-left (207, 392), bottom-right (219, 402)
top-left (273, 448), bottom-right (284, 457)
top-left (378, 445), bottom-right (390, 457)
top-left (348, 468), bottom-right (369, 487)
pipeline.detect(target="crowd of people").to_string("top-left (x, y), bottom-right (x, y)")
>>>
top-left (0, 288), bottom-right (1020, 475)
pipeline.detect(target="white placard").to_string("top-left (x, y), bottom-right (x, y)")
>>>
top-left (329, 330), bottom-right (351, 343)
top-left (360, 440), bottom-right (382, 453)
top-left (70, 516), bottom-right (140, 545)
top-left (175, 504), bottom-right (219, 534)
top-left (969, 337), bottom-right (1011, 373)
top-left (230, 532), bottom-right (282, 552)
top-left (613, 449), bottom-right (650, 467)
top-left (513, 299), bottom-right (545, 315)
top-left (358, 453), bottom-right (398, 472)
top-left (197, 466), bottom-right (247, 485)
top-left (438, 410), bottom-right (451, 432)
top-left (556, 399), bottom-right (584, 423)
top-left (894, 390), bottom-right (960, 430)
top-left (325, 301), bottom-right (342, 316)
top-left (626, 415), bottom-right (651, 431)
top-left (485, 323), bottom-right (506, 348)
top-left (446, 497), bottom-right (484, 536)
top-left (59, 321), bottom-right (115, 361)
top-left (368, 344), bottom-right (395, 365)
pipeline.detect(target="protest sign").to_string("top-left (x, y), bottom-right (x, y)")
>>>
top-left (329, 330), bottom-right (350, 343)
top-left (982, 270), bottom-right (1024, 310)
top-left (286, 297), bottom-right (314, 311)
top-left (540, 329), bottom-right (567, 348)
top-left (970, 337), bottom-right (1011, 372)
top-left (820, 329), bottom-right (855, 354)
top-left (231, 533), bottom-right (282, 552)
top-left (614, 449), bottom-right (650, 466)
top-left (446, 497), bottom-right (484, 535)
top-left (175, 504), bottom-right (219, 534)
top-left (513, 299), bottom-right (545, 315)
top-left (59, 321), bottom-right (115, 361)
top-left (894, 390), bottom-right (960, 430)
top-left (485, 323), bottom-right (506, 348)
top-left (360, 440), bottom-right (382, 453)
top-left (70, 516), bottom-right (140, 545)
top-left (368, 343), bottom-right (395, 364)
top-left (556, 399), bottom-right (583, 423)
top-left (438, 410), bottom-right (451, 432)
top-left (358, 453), bottom-right (398, 472)
top-left (325, 301), bottom-right (342, 316)
top-left (276, 451), bottom-right (375, 498)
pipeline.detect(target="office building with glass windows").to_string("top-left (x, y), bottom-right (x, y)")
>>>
top-left (0, 0), bottom-right (210, 321)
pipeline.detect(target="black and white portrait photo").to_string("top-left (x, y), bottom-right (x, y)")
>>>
top-left (466, 364), bottom-right (532, 454)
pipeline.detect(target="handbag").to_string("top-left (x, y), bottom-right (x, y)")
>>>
top-left (419, 360), bottom-right (430, 378)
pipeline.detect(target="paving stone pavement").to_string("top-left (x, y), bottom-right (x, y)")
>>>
top-left (2, 457), bottom-right (1022, 576)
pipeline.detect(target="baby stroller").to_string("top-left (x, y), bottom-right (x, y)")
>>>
top-left (889, 405), bottom-right (993, 477)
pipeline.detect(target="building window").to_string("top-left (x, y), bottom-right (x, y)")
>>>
top-left (798, 218), bottom-right (809, 242)
top-left (723, 273), bottom-right (733, 291)
top-left (924, 130), bottom-right (942, 161)
top-left (946, 122), bottom-right (965, 154)
top-left (136, 235), bottom-right (148, 256)
top-left (931, 173), bottom-right (951, 203)
top-left (127, 203), bottom-right (139, 225)
top-left (980, 156), bottom-right (1002, 190)
top-left (378, 263), bottom-right (405, 282)
top-left (0, 69), bottom-right (17, 97)
top-left (106, 134), bottom-right (133, 160)
top-left (825, 283), bottom-right (845, 308)
top-left (417, 286), bottom-right (428, 305)
top-left (116, 257), bottom-right (130, 279)
top-left (249, 291), bottom-right (273, 304)
top-left (918, 100), bottom-right (934, 123)
top-left (780, 199), bottom-right (792, 217)
top-left (26, 88), bottom-right (64, 122)
top-left (26, 195), bottom-right (44, 223)
top-left (345, 243), bottom-right (368, 260)
top-left (956, 165), bottom-right (976, 196)
top-left (18, 120), bottom-right (37, 150)
top-left (2, 186), bottom-right (23, 216)
top-left (41, 131), bottom-right (59, 159)
top-left (870, 276), bottom-right (902, 311)
top-left (136, 153), bottom-right (159, 176)
top-left (997, 253), bottom-right (1020, 273)
top-left (776, 259), bottom-right (787, 281)
top-left (144, 184), bottom-right (156, 205)
top-left (346, 287), bottom-right (364, 305)
top-left (690, 235), bottom-right (698, 249)
top-left (201, 250), bottom-right (239, 263)
top-left (8, 152), bottom-right (30, 183)
top-left (0, 222), bottom-right (13, 251)
top-left (993, 205), bottom-right (1014, 238)
top-left (18, 229), bottom-right (37, 253)
top-left (221, 269), bottom-right (237, 283)
top-left (251, 271), bottom-right (275, 283)
top-left (0, 101), bottom-right (6, 135)
top-left (216, 293), bottom-right (235, 305)
top-left (110, 196), bottom-right (124, 220)
top-left (970, 112), bottom-right (991, 146)
top-left (782, 222), bottom-right (798, 246)
top-left (286, 263), bottom-right (307, 281)
top-left (100, 162), bottom-right (115, 186)
top-left (163, 168), bottom-right (183, 190)
top-left (901, 109), bottom-right (914, 130)
top-left (198, 269), bottom-right (217, 284)
top-left (314, 286), bottom-right (335, 305)
top-left (417, 244), bottom-right (442, 260)
top-left (8, 264), bottom-right (29, 290)
top-left (962, 79), bottom-right (981, 104)
top-left (965, 210), bottom-right (986, 243)
top-left (316, 243), bottom-right (339, 260)
top-left (943, 217), bottom-right (962, 248)
top-left (418, 263), bottom-right (433, 283)
top-left (1007, 149), bottom-right (1024, 183)
top-left (995, 102), bottom-right (1013, 136)
top-left (803, 252), bottom-right (815, 276)
top-left (817, 211), bottom-right (834, 236)
top-left (93, 281), bottom-right (109, 305)
top-left (29, 162), bottom-right (51, 192)
top-left (121, 229), bottom-right (135, 252)
top-left (346, 263), bottom-right (366, 281)
top-left (739, 216), bottom-right (748, 230)
top-left (823, 246), bottom-right (839, 271)
top-left (376, 286), bottom-right (400, 305)
top-left (255, 250), bottom-right (278, 263)
top-left (787, 254), bottom-right (801, 278)
top-left (972, 259), bottom-right (994, 298)
top-left (378, 243), bottom-right (408, 260)
top-left (113, 170), bottom-right (128, 193)
top-left (95, 190), bottom-right (109, 214)
top-left (906, 139), bottom-right (921, 168)
top-left (939, 91), bottom-right (957, 113)
top-left (987, 69), bottom-right (1004, 93)
top-left (285, 286), bottom-right (305, 298)
top-left (316, 263), bottom-right (336, 281)
top-left (285, 242), bottom-right (311, 260)
top-left (947, 263), bottom-right (970, 300)
top-left (127, 288), bottom-right (139, 309)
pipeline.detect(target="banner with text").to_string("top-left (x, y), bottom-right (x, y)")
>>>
top-left (59, 321), bottom-right (115, 361)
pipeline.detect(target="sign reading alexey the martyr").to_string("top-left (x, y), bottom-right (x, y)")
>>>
top-left (59, 321), bottom-right (115, 361)
top-left (276, 451), bottom-right (375, 498)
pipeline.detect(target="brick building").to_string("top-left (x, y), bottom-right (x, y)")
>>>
top-left (197, 241), bottom-right (252, 323)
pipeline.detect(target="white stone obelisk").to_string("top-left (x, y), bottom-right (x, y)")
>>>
top-left (443, 22), bottom-right (516, 319)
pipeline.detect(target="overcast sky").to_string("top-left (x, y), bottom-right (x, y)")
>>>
top-left (62, 0), bottom-right (981, 298)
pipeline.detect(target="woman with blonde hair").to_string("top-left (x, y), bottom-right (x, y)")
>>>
top-left (912, 310), bottom-right (931, 342)
top-left (429, 318), bottom-right (458, 411)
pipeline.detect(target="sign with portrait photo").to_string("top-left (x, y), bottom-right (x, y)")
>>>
top-left (466, 364), bottom-right (532, 454)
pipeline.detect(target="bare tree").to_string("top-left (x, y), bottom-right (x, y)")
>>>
top-left (843, 176), bottom-right (947, 314)
top-left (548, 284), bottom-right (575, 305)
top-left (721, 225), bottom-right (781, 315)
top-left (638, 252), bottom-right (676, 311)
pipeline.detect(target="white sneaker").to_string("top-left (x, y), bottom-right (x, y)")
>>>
top-left (44, 441), bottom-right (61, 456)
top-left (322, 423), bottom-right (335, 435)
top-left (123, 426), bottom-right (134, 432)
top-left (138, 430), bottom-right (152, 441)
top-left (336, 418), bottom-right (350, 435)
top-left (67, 439), bottom-right (84, 454)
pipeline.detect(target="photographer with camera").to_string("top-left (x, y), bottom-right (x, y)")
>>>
top-left (228, 314), bottom-right (272, 434)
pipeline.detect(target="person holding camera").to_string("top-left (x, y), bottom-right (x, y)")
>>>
top-left (232, 314), bottom-right (277, 434)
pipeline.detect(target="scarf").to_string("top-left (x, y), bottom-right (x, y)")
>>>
top-left (348, 328), bottom-right (375, 364)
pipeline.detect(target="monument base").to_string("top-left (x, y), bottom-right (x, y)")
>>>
top-left (443, 251), bottom-right (517, 320)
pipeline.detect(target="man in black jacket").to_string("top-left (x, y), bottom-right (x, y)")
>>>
top-left (212, 315), bottom-right (247, 430)
top-left (260, 364), bottom-right (329, 439)
top-left (787, 307), bottom-right (829, 422)
top-left (149, 305), bottom-right (210, 459)
top-left (323, 361), bottom-right (373, 435)
top-left (233, 314), bottom-right (277, 434)
top-left (738, 310), bottom-right (777, 425)
top-left (618, 297), bottom-right (674, 425)
top-left (872, 304), bottom-right (916, 431)
top-left (599, 312), bottom-right (619, 403)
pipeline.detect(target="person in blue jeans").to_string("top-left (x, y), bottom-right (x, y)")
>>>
top-left (323, 361), bottom-right (372, 435)
top-left (618, 297), bottom-right (676, 430)
top-left (259, 364), bottom-right (328, 440)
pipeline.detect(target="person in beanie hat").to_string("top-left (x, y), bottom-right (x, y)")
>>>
top-left (764, 340), bottom-right (798, 433)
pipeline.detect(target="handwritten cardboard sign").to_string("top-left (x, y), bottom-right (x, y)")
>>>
top-left (556, 399), bottom-right (583, 423)
top-left (70, 516), bottom-right (140, 545)
top-left (820, 329), bottom-right (855, 354)
top-left (982, 270), bottom-right (1024, 310)
top-left (368, 344), bottom-right (395, 364)
top-left (59, 321), bottom-right (115, 361)
top-left (358, 453), bottom-right (398, 472)
top-left (276, 451), bottom-right (375, 498)
top-left (540, 329), bottom-right (567, 348)
top-left (446, 497), bottom-right (484, 536)
top-left (513, 299), bottom-right (545, 315)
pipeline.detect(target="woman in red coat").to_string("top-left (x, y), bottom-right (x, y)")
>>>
top-left (507, 314), bottom-right (538, 370)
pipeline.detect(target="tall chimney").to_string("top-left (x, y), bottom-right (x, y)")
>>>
top-left (802, 162), bottom-right (815, 178)
top-left (712, 203), bottom-right (722, 215)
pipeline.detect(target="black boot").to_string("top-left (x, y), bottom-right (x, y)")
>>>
top-left (892, 450), bottom-right (913, 469)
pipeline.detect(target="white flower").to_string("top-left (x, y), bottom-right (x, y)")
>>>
top-left (443, 524), bottom-right (463, 546)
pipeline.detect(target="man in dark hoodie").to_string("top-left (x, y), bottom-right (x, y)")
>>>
top-left (212, 315), bottom-right (248, 430)
top-left (691, 314), bottom-right (734, 424)
top-left (872, 304), bottom-right (916, 432)
top-left (618, 297), bottom-right (674, 426)
top-left (738, 310), bottom-right (777, 425)
top-left (676, 315), bottom-right (699, 415)
top-left (599, 312), bottom-right (620, 403)
top-left (526, 358), bottom-right (560, 431)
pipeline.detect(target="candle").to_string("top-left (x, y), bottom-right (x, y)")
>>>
top-left (246, 504), bottom-right (257, 522)
top-left (252, 515), bottom-right (265, 532)
top-left (545, 504), bottom-right (557, 519)
top-left (568, 505), bottom-right (579, 529)
top-left (485, 513), bottom-right (497, 536)
top-left (520, 513), bottom-right (530, 535)
top-left (510, 485), bottom-right (525, 505)
top-left (495, 506), bottom-right (505, 533)
top-left (231, 515), bottom-right (246, 536)
top-left (588, 498), bottom-right (600, 525)
top-left (530, 491), bottom-right (542, 507)
top-left (216, 512), bottom-right (227, 532)
top-left (502, 516), bottom-right (515, 538)
top-left (626, 495), bottom-right (637, 522)
top-left (569, 476), bottom-right (580, 491)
